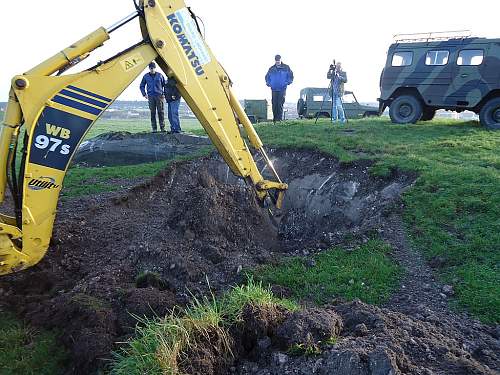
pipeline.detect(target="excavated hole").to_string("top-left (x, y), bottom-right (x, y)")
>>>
top-left (199, 149), bottom-right (415, 252)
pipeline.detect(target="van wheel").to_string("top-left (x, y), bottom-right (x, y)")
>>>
top-left (421, 108), bottom-right (436, 121)
top-left (297, 99), bottom-right (306, 117)
top-left (479, 97), bottom-right (500, 130)
top-left (389, 95), bottom-right (423, 124)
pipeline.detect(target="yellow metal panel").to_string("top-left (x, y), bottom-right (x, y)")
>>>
top-left (0, 1), bottom-right (287, 276)
top-left (144, 0), bottom-right (263, 181)
top-left (0, 43), bottom-right (158, 275)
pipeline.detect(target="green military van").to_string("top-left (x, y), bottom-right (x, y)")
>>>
top-left (297, 88), bottom-right (379, 120)
top-left (379, 32), bottom-right (500, 129)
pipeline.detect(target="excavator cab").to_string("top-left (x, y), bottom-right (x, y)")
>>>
top-left (0, 0), bottom-right (287, 276)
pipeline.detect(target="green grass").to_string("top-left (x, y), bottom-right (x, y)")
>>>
top-left (110, 280), bottom-right (297, 375)
top-left (0, 313), bottom-right (67, 375)
top-left (254, 117), bottom-right (499, 323)
top-left (255, 240), bottom-right (402, 305)
top-left (86, 118), bottom-right (203, 139)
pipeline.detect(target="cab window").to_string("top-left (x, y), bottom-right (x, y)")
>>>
top-left (426, 50), bottom-right (449, 66)
top-left (391, 52), bottom-right (413, 67)
top-left (342, 93), bottom-right (356, 104)
top-left (457, 49), bottom-right (484, 66)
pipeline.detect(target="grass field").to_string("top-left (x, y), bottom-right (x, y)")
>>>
top-left (66, 118), bottom-right (500, 322)
top-left (3, 116), bottom-right (499, 373)
top-left (68, 116), bottom-right (499, 323)
top-left (85, 118), bottom-right (203, 139)
top-left (0, 313), bottom-right (67, 375)
top-left (254, 117), bottom-right (499, 323)
top-left (255, 240), bottom-right (402, 305)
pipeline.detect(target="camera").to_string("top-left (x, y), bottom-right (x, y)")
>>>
top-left (329, 59), bottom-right (337, 72)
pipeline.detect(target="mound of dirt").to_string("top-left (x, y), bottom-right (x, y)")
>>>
top-left (1, 149), bottom-right (497, 374)
top-left (234, 301), bottom-right (499, 375)
top-left (74, 131), bottom-right (212, 167)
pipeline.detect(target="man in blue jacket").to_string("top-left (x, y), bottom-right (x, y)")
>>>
top-left (265, 55), bottom-right (294, 123)
top-left (140, 62), bottom-right (166, 133)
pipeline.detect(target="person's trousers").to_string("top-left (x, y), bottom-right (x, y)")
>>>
top-left (332, 95), bottom-right (346, 123)
top-left (272, 90), bottom-right (286, 122)
top-left (168, 100), bottom-right (181, 132)
top-left (148, 96), bottom-right (165, 131)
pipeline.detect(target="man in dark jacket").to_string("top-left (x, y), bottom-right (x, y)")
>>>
top-left (265, 55), bottom-right (294, 123)
top-left (140, 62), bottom-right (166, 132)
top-left (164, 77), bottom-right (182, 134)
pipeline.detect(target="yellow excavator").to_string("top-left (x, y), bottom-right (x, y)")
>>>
top-left (0, 0), bottom-right (288, 276)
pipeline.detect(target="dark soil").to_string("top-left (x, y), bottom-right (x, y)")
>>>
top-left (0, 149), bottom-right (498, 374)
top-left (233, 301), bottom-right (499, 375)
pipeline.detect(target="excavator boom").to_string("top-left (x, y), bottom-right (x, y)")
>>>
top-left (0, 0), bottom-right (287, 276)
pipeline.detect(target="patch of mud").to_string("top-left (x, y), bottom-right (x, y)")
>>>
top-left (74, 131), bottom-right (211, 167)
top-left (1, 149), bottom-right (497, 374)
top-left (233, 301), bottom-right (499, 375)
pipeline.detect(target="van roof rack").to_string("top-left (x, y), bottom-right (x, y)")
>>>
top-left (394, 30), bottom-right (472, 43)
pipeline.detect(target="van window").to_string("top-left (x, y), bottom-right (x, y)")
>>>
top-left (392, 52), bottom-right (413, 67)
top-left (426, 50), bottom-right (449, 66)
top-left (457, 49), bottom-right (484, 66)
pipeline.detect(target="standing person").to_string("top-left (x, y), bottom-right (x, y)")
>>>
top-left (265, 55), bottom-right (294, 124)
top-left (140, 62), bottom-right (167, 133)
top-left (327, 61), bottom-right (348, 124)
top-left (164, 76), bottom-right (182, 134)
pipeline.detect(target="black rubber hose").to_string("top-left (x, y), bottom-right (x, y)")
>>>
top-left (8, 134), bottom-right (21, 229)
top-left (133, 0), bottom-right (145, 17)
top-left (187, 7), bottom-right (203, 36)
top-left (17, 132), bottom-right (29, 225)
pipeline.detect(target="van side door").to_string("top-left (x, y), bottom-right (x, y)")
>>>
top-left (418, 47), bottom-right (456, 107)
top-left (452, 43), bottom-right (490, 108)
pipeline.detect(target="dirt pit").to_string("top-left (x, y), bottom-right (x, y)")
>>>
top-left (0, 149), bottom-right (498, 374)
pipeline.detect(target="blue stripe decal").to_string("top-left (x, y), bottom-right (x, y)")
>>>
top-left (60, 89), bottom-right (108, 109)
top-left (67, 85), bottom-right (112, 103)
top-left (52, 95), bottom-right (102, 116)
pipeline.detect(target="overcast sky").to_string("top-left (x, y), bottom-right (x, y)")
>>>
top-left (1, 0), bottom-right (499, 103)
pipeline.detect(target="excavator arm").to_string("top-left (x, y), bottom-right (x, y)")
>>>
top-left (0, 0), bottom-right (287, 276)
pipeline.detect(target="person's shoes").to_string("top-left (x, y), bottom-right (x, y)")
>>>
top-left (160, 129), bottom-right (166, 133)
top-left (152, 130), bottom-right (158, 133)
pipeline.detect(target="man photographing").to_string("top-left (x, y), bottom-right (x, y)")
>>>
top-left (265, 55), bottom-right (294, 124)
top-left (327, 61), bottom-right (348, 124)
